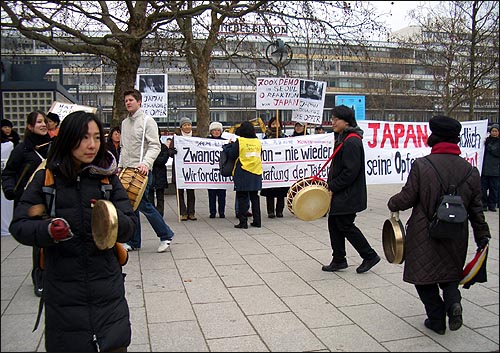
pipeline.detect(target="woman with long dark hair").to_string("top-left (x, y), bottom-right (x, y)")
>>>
top-left (9, 111), bottom-right (137, 351)
top-left (2, 110), bottom-right (51, 297)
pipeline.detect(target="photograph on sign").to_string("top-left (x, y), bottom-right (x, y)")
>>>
top-left (135, 74), bottom-right (168, 118)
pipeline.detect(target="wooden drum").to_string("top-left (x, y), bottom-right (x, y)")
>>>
top-left (119, 167), bottom-right (148, 211)
top-left (287, 177), bottom-right (330, 221)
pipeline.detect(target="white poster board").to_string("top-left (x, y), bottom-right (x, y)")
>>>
top-left (256, 77), bottom-right (326, 125)
top-left (135, 74), bottom-right (168, 118)
top-left (48, 101), bottom-right (97, 122)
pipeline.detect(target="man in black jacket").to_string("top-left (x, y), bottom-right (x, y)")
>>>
top-left (322, 105), bottom-right (380, 274)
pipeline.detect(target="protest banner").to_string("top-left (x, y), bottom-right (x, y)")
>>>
top-left (256, 77), bottom-right (326, 125)
top-left (173, 120), bottom-right (489, 189)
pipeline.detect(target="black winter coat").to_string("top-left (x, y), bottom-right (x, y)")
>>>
top-left (482, 136), bottom-right (499, 177)
top-left (1, 133), bottom-right (51, 203)
top-left (151, 142), bottom-right (169, 189)
top-left (327, 127), bottom-right (366, 215)
top-left (9, 166), bottom-right (137, 352)
top-left (227, 139), bottom-right (263, 192)
top-left (388, 152), bottom-right (490, 285)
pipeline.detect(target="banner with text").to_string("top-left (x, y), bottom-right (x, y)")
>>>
top-left (256, 77), bottom-right (326, 125)
top-left (358, 119), bottom-right (488, 184)
top-left (174, 134), bottom-right (334, 189)
top-left (135, 74), bottom-right (168, 118)
top-left (173, 119), bottom-right (489, 189)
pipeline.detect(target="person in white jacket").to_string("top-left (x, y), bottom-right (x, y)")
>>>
top-left (118, 88), bottom-right (174, 253)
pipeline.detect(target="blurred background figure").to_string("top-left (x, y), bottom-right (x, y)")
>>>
top-left (292, 121), bottom-right (308, 136)
top-left (207, 121), bottom-right (227, 218)
top-left (1, 118), bottom-right (20, 146)
top-left (46, 112), bottom-right (60, 139)
top-left (261, 117), bottom-right (288, 218)
top-left (481, 123), bottom-right (499, 212)
top-left (1, 131), bottom-right (15, 237)
top-left (315, 125), bottom-right (325, 134)
top-left (2, 110), bottom-right (51, 297)
top-left (105, 126), bottom-right (121, 164)
top-left (148, 128), bottom-right (169, 217)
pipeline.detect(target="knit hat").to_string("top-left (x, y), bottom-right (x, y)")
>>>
top-left (1, 118), bottom-right (13, 128)
top-left (331, 105), bottom-right (357, 127)
top-left (179, 117), bottom-right (192, 127)
top-left (489, 123), bottom-right (499, 132)
top-left (295, 122), bottom-right (304, 127)
top-left (429, 115), bottom-right (461, 138)
top-left (209, 121), bottom-right (223, 132)
top-left (47, 112), bottom-right (60, 123)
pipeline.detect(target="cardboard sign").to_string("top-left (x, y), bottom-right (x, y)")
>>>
top-left (48, 101), bottom-right (97, 121)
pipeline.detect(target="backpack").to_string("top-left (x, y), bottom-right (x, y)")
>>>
top-left (219, 143), bottom-right (237, 177)
top-left (425, 157), bottom-right (473, 240)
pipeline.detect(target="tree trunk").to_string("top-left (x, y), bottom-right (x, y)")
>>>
top-left (193, 65), bottom-right (210, 137)
top-left (111, 49), bottom-right (142, 127)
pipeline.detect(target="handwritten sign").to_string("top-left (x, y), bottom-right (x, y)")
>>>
top-left (48, 102), bottom-right (97, 121)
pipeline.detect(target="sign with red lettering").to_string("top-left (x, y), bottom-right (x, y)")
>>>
top-left (359, 120), bottom-right (488, 184)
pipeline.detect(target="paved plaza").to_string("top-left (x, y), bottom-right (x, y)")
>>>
top-left (1, 184), bottom-right (498, 352)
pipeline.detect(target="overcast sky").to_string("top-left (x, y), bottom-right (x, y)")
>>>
top-left (370, 1), bottom-right (428, 32)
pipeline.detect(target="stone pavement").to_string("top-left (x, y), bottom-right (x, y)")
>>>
top-left (1, 184), bottom-right (498, 352)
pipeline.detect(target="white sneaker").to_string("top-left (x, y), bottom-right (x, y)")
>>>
top-left (122, 243), bottom-right (133, 252)
top-left (157, 240), bottom-right (170, 253)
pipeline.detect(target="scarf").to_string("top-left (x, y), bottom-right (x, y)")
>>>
top-left (430, 142), bottom-right (461, 155)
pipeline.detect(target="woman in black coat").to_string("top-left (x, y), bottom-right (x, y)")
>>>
top-left (105, 126), bottom-right (122, 164)
top-left (9, 111), bottom-right (137, 352)
top-left (148, 129), bottom-right (169, 216)
top-left (227, 121), bottom-right (263, 228)
top-left (388, 115), bottom-right (490, 336)
top-left (2, 110), bottom-right (52, 297)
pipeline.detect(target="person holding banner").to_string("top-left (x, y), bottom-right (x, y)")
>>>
top-left (291, 121), bottom-right (308, 137)
top-left (387, 115), bottom-right (491, 335)
top-left (261, 117), bottom-right (288, 218)
top-left (169, 117), bottom-right (198, 221)
top-left (481, 123), bottom-right (499, 212)
top-left (119, 89), bottom-right (175, 253)
top-left (226, 121), bottom-right (263, 229)
top-left (322, 105), bottom-right (380, 274)
top-left (2, 110), bottom-right (52, 297)
top-left (207, 121), bottom-right (227, 218)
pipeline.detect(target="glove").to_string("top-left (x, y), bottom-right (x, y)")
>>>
top-left (48, 218), bottom-right (73, 242)
top-left (476, 237), bottom-right (490, 251)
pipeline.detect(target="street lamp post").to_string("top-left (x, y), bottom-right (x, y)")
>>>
top-left (265, 39), bottom-right (293, 136)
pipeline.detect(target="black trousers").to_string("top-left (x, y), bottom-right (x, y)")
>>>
top-left (178, 189), bottom-right (195, 215)
top-left (328, 214), bottom-right (377, 262)
top-left (148, 187), bottom-right (165, 216)
top-left (236, 191), bottom-right (261, 225)
top-left (415, 281), bottom-right (461, 330)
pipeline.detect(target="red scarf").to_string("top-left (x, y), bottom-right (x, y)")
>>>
top-left (430, 142), bottom-right (461, 155)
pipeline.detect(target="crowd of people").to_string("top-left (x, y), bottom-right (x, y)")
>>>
top-left (1, 98), bottom-right (496, 350)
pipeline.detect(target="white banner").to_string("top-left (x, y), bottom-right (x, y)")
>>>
top-left (358, 120), bottom-right (488, 184)
top-left (174, 134), bottom-right (334, 189)
top-left (173, 120), bottom-right (489, 189)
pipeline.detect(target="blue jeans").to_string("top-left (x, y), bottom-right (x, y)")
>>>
top-left (128, 172), bottom-right (174, 248)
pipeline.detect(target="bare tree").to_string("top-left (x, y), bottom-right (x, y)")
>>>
top-left (401, 1), bottom-right (499, 119)
top-left (1, 1), bottom-right (385, 135)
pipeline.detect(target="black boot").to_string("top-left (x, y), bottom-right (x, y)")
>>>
top-left (266, 197), bottom-right (275, 218)
top-left (234, 222), bottom-right (248, 229)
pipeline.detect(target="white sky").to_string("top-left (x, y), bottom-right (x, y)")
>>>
top-left (369, 1), bottom-right (428, 32)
